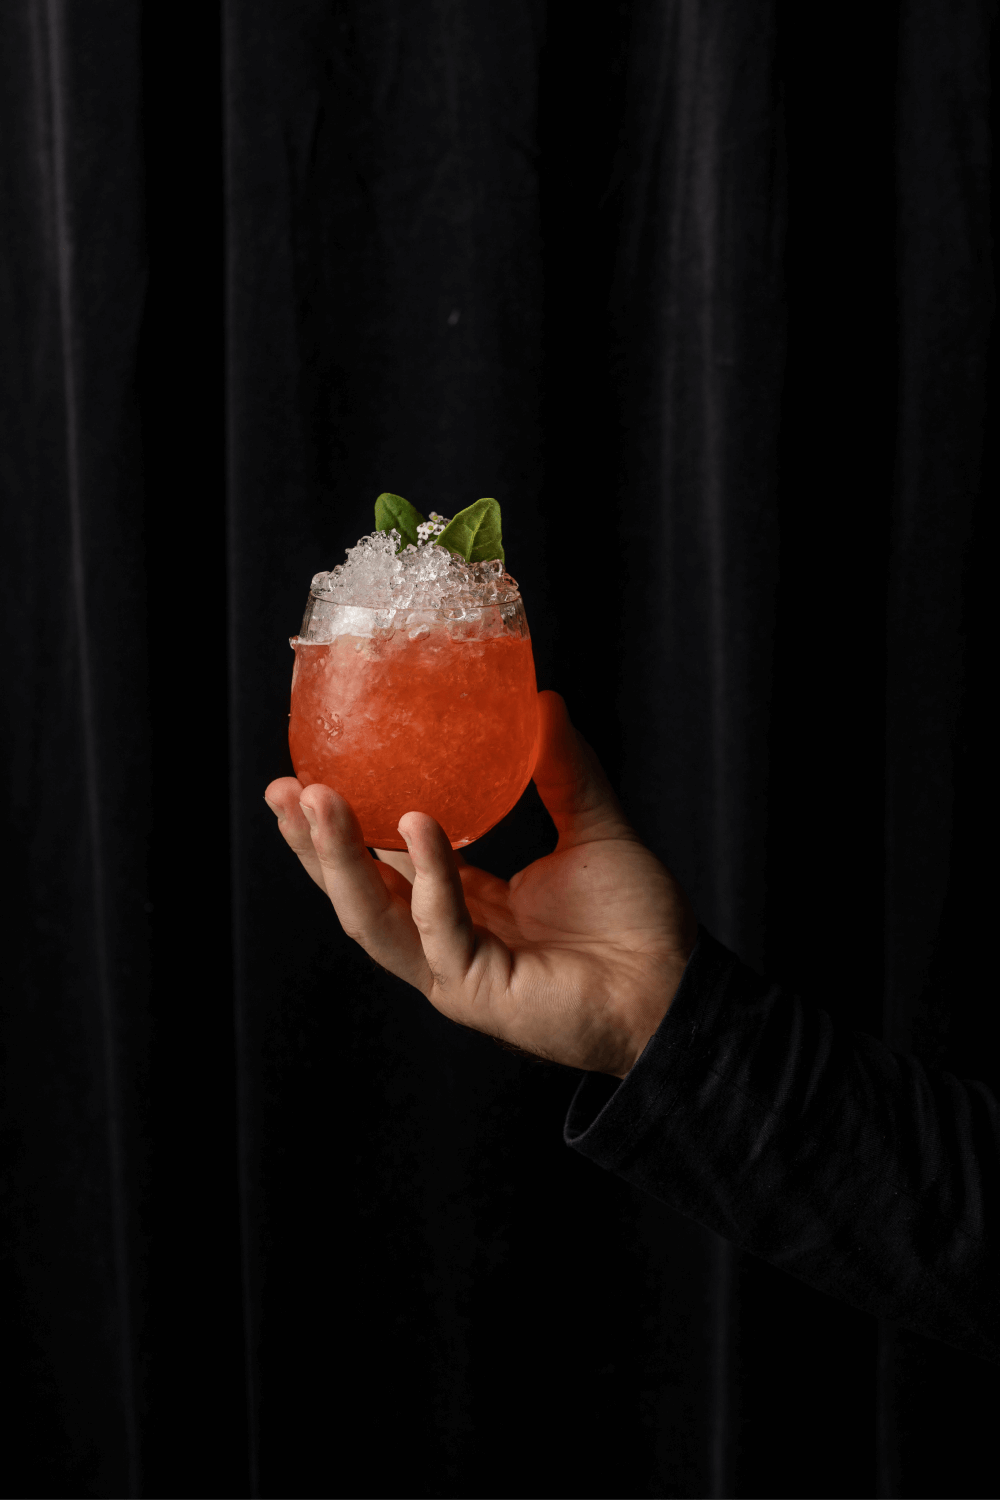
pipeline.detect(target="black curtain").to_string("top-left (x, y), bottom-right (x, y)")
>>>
top-left (1, 0), bottom-right (997, 1495)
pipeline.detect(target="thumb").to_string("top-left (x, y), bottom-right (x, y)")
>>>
top-left (532, 691), bottom-right (635, 850)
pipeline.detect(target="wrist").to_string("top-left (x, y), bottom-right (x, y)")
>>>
top-left (612, 947), bottom-right (693, 1078)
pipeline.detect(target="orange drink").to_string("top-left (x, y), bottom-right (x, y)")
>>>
top-left (288, 537), bottom-right (538, 849)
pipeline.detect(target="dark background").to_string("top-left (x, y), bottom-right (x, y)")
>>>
top-left (1, 0), bottom-right (997, 1495)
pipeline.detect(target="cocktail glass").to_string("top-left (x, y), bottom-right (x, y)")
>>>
top-left (289, 590), bottom-right (538, 850)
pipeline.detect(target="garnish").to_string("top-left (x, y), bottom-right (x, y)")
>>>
top-left (435, 499), bottom-right (504, 564)
top-left (374, 492), bottom-right (423, 550)
top-left (416, 512), bottom-right (450, 545)
top-left (374, 494), bottom-right (504, 564)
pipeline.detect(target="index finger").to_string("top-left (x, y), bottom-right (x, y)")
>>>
top-left (265, 776), bottom-right (325, 890)
top-left (299, 784), bottom-right (432, 991)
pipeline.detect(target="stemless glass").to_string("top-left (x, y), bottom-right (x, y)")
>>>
top-left (289, 591), bottom-right (538, 850)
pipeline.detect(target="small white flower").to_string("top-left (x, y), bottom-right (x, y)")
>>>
top-left (416, 511), bottom-right (451, 545)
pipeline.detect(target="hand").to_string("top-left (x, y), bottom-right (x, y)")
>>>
top-left (264, 692), bottom-right (697, 1077)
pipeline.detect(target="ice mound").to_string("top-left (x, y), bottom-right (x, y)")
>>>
top-left (309, 529), bottom-right (521, 612)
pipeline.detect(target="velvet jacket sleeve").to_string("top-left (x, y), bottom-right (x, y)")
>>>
top-left (564, 930), bottom-right (999, 1363)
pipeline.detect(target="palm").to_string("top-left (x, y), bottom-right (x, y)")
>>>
top-left (487, 840), bottom-right (674, 946)
top-left (439, 835), bottom-right (692, 1073)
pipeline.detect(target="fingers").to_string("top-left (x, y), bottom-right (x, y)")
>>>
top-left (265, 779), bottom-right (489, 997)
top-left (532, 691), bottom-right (634, 850)
top-left (264, 776), bottom-right (326, 890)
top-left (295, 784), bottom-right (430, 989)
top-left (375, 846), bottom-right (468, 883)
top-left (399, 812), bottom-right (477, 989)
top-left (374, 847), bottom-right (415, 883)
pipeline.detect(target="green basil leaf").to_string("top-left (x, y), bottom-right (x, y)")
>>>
top-left (434, 497), bottom-right (504, 564)
top-left (374, 492), bottom-right (424, 550)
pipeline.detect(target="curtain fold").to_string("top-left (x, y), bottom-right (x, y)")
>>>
top-left (1, 0), bottom-right (147, 1491)
top-left (1, 0), bottom-right (996, 1494)
top-left (880, 0), bottom-right (1000, 1492)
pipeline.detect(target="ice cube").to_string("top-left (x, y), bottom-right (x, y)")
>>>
top-left (305, 526), bottom-right (520, 614)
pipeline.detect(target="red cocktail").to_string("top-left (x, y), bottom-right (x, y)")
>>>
top-left (288, 537), bottom-right (538, 849)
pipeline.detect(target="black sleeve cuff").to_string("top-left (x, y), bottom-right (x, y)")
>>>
top-left (562, 927), bottom-right (1000, 1363)
top-left (564, 926), bottom-right (746, 1167)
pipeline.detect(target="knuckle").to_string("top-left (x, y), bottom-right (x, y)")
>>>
top-left (315, 844), bottom-right (353, 871)
top-left (285, 836), bottom-right (315, 857)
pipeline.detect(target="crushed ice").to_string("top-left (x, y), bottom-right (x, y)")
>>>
top-left (308, 529), bottom-right (521, 611)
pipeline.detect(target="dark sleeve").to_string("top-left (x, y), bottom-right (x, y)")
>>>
top-left (564, 929), bottom-right (1000, 1363)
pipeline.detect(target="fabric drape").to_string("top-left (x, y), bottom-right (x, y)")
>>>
top-left (2, 0), bottom-right (997, 1495)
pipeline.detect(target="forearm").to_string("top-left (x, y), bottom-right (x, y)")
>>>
top-left (565, 930), bottom-right (1000, 1363)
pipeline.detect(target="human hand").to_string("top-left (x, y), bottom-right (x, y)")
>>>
top-left (264, 692), bottom-right (697, 1077)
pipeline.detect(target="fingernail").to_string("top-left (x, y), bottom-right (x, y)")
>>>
top-left (397, 822), bottom-right (411, 848)
top-left (301, 803), bottom-right (317, 827)
top-left (263, 796), bottom-right (278, 814)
